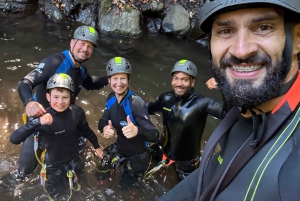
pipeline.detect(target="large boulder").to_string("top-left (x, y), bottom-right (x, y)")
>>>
top-left (99, 6), bottom-right (142, 38)
top-left (162, 3), bottom-right (190, 37)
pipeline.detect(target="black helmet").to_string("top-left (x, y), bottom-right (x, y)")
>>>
top-left (171, 60), bottom-right (197, 77)
top-left (73, 25), bottom-right (98, 47)
top-left (47, 73), bottom-right (74, 93)
top-left (106, 57), bottom-right (132, 77)
top-left (199, 0), bottom-right (300, 33)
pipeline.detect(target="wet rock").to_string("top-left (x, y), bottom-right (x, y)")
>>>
top-left (162, 3), bottom-right (190, 37)
top-left (99, 6), bottom-right (142, 38)
top-left (147, 18), bottom-right (158, 33)
top-left (73, 0), bottom-right (95, 9)
top-left (155, 18), bottom-right (162, 30)
top-left (0, 0), bottom-right (38, 13)
top-left (0, 0), bottom-right (205, 40)
top-left (75, 4), bottom-right (97, 26)
top-left (140, 1), bottom-right (164, 13)
top-left (186, 13), bottom-right (205, 40)
top-left (149, 1), bottom-right (164, 13)
top-left (52, 6), bottom-right (66, 23)
top-left (98, 0), bottom-right (112, 21)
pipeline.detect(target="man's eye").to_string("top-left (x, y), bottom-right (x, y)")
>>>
top-left (218, 28), bottom-right (232, 35)
top-left (257, 25), bottom-right (272, 32)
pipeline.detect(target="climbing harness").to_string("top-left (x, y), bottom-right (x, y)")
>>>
top-left (27, 113), bottom-right (80, 201)
top-left (96, 144), bottom-right (126, 177)
top-left (144, 154), bottom-right (175, 180)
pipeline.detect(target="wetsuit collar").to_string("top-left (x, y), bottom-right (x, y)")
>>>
top-left (119, 89), bottom-right (134, 106)
top-left (49, 105), bottom-right (70, 115)
top-left (273, 70), bottom-right (300, 113)
top-left (175, 87), bottom-right (195, 99)
top-left (62, 50), bottom-right (76, 68)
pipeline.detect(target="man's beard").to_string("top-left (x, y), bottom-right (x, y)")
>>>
top-left (212, 53), bottom-right (290, 109)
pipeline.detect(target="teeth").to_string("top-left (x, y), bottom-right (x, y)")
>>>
top-left (231, 65), bottom-right (262, 72)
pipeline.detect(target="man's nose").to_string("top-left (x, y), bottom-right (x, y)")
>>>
top-left (228, 29), bottom-right (259, 60)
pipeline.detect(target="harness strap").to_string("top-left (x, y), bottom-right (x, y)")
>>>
top-left (198, 105), bottom-right (298, 201)
top-left (162, 154), bottom-right (175, 167)
top-left (106, 90), bottom-right (150, 147)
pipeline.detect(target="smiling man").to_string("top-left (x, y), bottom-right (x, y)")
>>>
top-left (157, 0), bottom-right (300, 201)
top-left (147, 60), bottom-right (225, 182)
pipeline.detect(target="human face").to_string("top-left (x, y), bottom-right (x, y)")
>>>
top-left (171, 72), bottom-right (195, 96)
top-left (109, 73), bottom-right (129, 96)
top-left (210, 7), bottom-right (290, 108)
top-left (46, 88), bottom-right (71, 112)
top-left (70, 39), bottom-right (94, 63)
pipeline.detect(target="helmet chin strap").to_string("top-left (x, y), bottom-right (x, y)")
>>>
top-left (70, 39), bottom-right (90, 65)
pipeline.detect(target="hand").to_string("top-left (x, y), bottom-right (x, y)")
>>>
top-left (26, 101), bottom-right (46, 117)
top-left (39, 113), bottom-right (53, 125)
top-left (206, 77), bottom-right (219, 90)
top-left (122, 116), bottom-right (138, 139)
top-left (95, 148), bottom-right (104, 159)
top-left (103, 120), bottom-right (115, 138)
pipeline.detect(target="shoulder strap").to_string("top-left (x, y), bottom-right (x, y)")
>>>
top-left (196, 107), bottom-right (240, 200)
top-left (105, 90), bottom-right (137, 125)
top-left (106, 96), bottom-right (117, 110)
top-left (120, 90), bottom-right (137, 125)
top-left (198, 103), bottom-right (297, 201)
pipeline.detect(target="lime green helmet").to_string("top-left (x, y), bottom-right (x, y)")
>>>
top-left (106, 57), bottom-right (132, 77)
top-left (171, 60), bottom-right (197, 78)
top-left (73, 26), bottom-right (98, 47)
top-left (47, 73), bottom-right (74, 93)
top-left (199, 0), bottom-right (300, 33)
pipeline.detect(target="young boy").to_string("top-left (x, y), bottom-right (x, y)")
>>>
top-left (10, 73), bottom-right (103, 197)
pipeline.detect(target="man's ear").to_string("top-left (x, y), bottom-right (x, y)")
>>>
top-left (70, 39), bottom-right (75, 49)
top-left (191, 77), bottom-right (196, 87)
top-left (46, 93), bottom-right (50, 103)
top-left (295, 23), bottom-right (300, 53)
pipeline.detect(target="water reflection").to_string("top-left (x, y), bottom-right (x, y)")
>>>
top-left (0, 12), bottom-right (221, 200)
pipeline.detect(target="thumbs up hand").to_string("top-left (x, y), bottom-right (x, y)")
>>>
top-left (103, 120), bottom-right (115, 138)
top-left (40, 113), bottom-right (53, 125)
top-left (122, 116), bottom-right (138, 139)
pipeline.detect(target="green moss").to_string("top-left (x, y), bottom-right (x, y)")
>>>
top-left (124, 4), bottom-right (132, 12)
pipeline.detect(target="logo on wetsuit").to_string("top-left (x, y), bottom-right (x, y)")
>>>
top-left (34, 63), bottom-right (45, 73)
top-left (120, 121), bottom-right (128, 127)
top-left (55, 130), bottom-right (66, 135)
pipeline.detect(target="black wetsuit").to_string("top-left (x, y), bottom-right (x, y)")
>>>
top-left (98, 90), bottom-right (160, 189)
top-left (10, 105), bottom-right (100, 194)
top-left (147, 88), bottom-right (224, 179)
top-left (16, 50), bottom-right (108, 177)
top-left (157, 71), bottom-right (300, 201)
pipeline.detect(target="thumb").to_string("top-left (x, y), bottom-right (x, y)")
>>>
top-left (126, 115), bottom-right (132, 124)
top-left (39, 104), bottom-right (46, 113)
top-left (108, 120), bottom-right (113, 128)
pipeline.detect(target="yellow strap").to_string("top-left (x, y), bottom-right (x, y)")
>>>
top-left (22, 113), bottom-right (27, 124)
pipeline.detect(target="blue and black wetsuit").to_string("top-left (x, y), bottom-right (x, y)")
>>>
top-left (97, 89), bottom-right (160, 189)
top-left (157, 71), bottom-right (300, 201)
top-left (147, 88), bottom-right (225, 180)
top-left (10, 105), bottom-right (100, 195)
top-left (16, 50), bottom-right (108, 178)
top-left (18, 50), bottom-right (108, 107)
